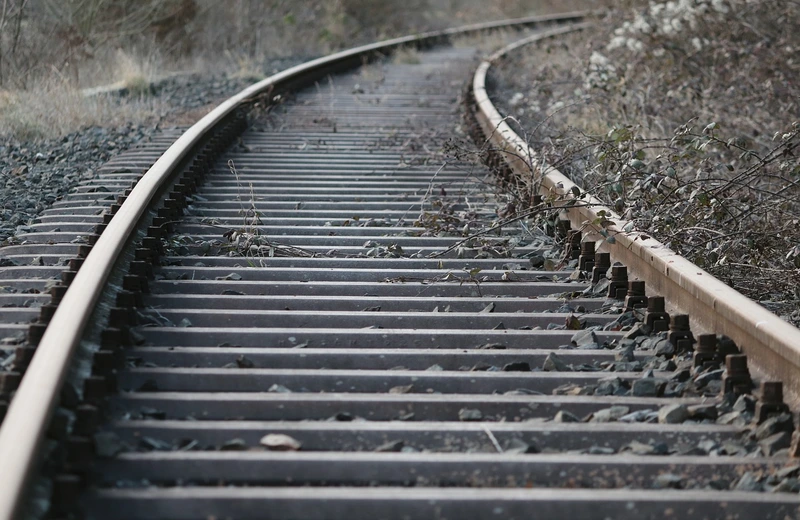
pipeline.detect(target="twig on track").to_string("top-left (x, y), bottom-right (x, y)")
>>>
top-left (428, 199), bottom-right (598, 258)
top-left (482, 426), bottom-right (503, 453)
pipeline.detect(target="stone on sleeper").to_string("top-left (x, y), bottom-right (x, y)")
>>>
top-left (571, 329), bottom-right (597, 348)
top-left (94, 432), bottom-right (125, 458)
top-left (505, 388), bottom-right (544, 396)
top-left (733, 394), bottom-right (757, 414)
top-left (623, 322), bottom-right (651, 340)
top-left (591, 278), bottom-right (611, 296)
top-left (594, 377), bottom-right (629, 396)
top-left (686, 404), bottom-right (718, 421)
top-left (477, 343), bottom-right (506, 350)
top-left (615, 343), bottom-right (635, 362)
top-left (503, 361), bottom-right (531, 372)
top-left (542, 353), bottom-right (572, 372)
top-left (658, 359), bottom-right (677, 372)
top-left (658, 404), bottom-right (689, 424)
top-left (654, 473), bottom-right (683, 489)
top-left (235, 355), bottom-right (254, 369)
top-left (669, 369), bottom-right (691, 382)
top-left (590, 405), bottom-right (629, 423)
top-left (553, 383), bottom-right (593, 396)
top-left (458, 408), bottom-right (483, 422)
top-left (389, 384), bottom-right (414, 394)
top-left (653, 339), bottom-right (675, 358)
top-left (766, 477), bottom-right (800, 493)
top-left (716, 411), bottom-right (747, 427)
top-left (720, 441), bottom-right (748, 456)
top-left (140, 407), bottom-right (166, 420)
top-left (374, 440), bottom-right (404, 452)
top-left (625, 440), bottom-right (667, 455)
top-left (260, 434), bottom-right (301, 451)
top-left (528, 255), bottom-right (545, 268)
top-left (776, 465), bottom-right (800, 480)
top-left (543, 259), bottom-right (559, 271)
top-left (220, 438), bottom-right (248, 451)
top-left (505, 438), bottom-right (539, 454)
top-left (610, 361), bottom-right (642, 372)
top-left (632, 378), bottom-right (666, 397)
top-left (553, 410), bottom-right (580, 423)
top-left (760, 431), bottom-right (792, 456)
top-left (696, 439), bottom-right (720, 454)
top-left (753, 414), bottom-right (794, 441)
top-left (693, 369), bottom-right (724, 387)
top-left (618, 409), bottom-right (653, 423)
top-left (734, 472), bottom-right (763, 492)
top-left (703, 380), bottom-right (723, 396)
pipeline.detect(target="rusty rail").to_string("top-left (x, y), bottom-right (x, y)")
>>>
top-left (0, 12), bottom-right (588, 520)
top-left (470, 23), bottom-right (800, 404)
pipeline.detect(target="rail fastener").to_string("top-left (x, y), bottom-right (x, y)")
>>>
top-left (722, 354), bottom-right (754, 395)
top-left (624, 280), bottom-right (648, 311)
top-left (607, 265), bottom-right (628, 299)
top-left (644, 296), bottom-right (669, 332)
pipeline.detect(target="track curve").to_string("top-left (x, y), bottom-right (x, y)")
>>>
top-left (2, 11), bottom-right (800, 520)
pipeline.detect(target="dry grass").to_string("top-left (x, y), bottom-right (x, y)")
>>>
top-left (114, 49), bottom-right (160, 95)
top-left (0, 0), bottom-right (597, 141)
top-left (393, 47), bottom-right (422, 65)
top-left (221, 49), bottom-right (267, 82)
top-left (0, 77), bottom-right (163, 141)
top-left (4, 1), bottom-right (596, 89)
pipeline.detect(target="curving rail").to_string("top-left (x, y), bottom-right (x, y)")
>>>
top-left (0, 12), bottom-right (587, 519)
top-left (470, 22), bottom-right (800, 404)
top-left (3, 9), bottom-right (800, 519)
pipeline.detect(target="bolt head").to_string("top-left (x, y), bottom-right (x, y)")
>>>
top-left (670, 314), bottom-right (690, 331)
top-left (726, 354), bottom-right (748, 372)
top-left (761, 381), bottom-right (784, 404)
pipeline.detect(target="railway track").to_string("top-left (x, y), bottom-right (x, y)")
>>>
top-left (2, 11), bottom-right (800, 520)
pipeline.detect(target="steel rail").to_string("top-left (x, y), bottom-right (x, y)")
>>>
top-left (471, 24), bottom-right (800, 402)
top-left (0, 12), bottom-right (589, 519)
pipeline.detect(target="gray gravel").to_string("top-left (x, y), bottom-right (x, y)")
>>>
top-left (0, 59), bottom-right (310, 244)
top-left (0, 124), bottom-right (152, 243)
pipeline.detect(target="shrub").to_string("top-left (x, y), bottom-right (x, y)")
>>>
top-left (490, 0), bottom-right (800, 321)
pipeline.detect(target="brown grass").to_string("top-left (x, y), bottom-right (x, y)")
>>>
top-left (0, 77), bottom-right (164, 141)
top-left (0, 0), bottom-right (596, 141)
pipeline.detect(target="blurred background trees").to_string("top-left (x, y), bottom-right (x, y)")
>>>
top-left (0, 0), bottom-right (584, 89)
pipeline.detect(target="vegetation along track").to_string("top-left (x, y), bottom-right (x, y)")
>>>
top-left (2, 10), bottom-right (800, 520)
